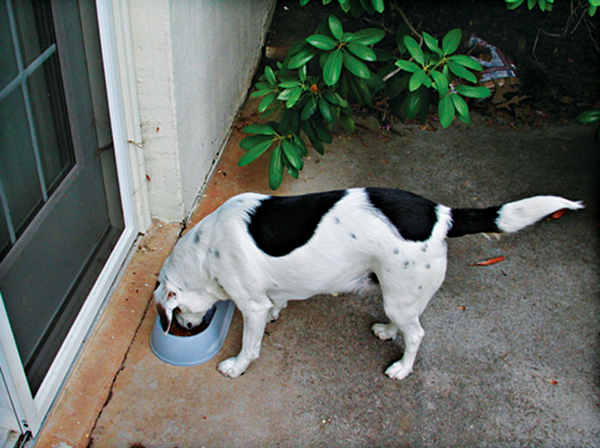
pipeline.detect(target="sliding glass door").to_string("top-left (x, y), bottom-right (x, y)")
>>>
top-left (0, 0), bottom-right (123, 398)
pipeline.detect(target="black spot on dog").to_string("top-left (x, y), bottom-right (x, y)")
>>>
top-left (425, 263), bottom-right (431, 269)
top-left (248, 190), bottom-right (347, 257)
top-left (403, 261), bottom-right (410, 269)
top-left (366, 188), bottom-right (437, 242)
top-left (193, 231), bottom-right (202, 244)
top-left (393, 248), bottom-right (400, 254)
top-left (334, 217), bottom-right (341, 224)
top-left (350, 233), bottom-right (357, 239)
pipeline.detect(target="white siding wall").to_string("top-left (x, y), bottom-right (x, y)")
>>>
top-left (128, 0), bottom-right (275, 222)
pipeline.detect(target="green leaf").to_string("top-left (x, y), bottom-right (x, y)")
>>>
top-left (455, 84), bottom-right (491, 98)
top-left (339, 0), bottom-right (352, 12)
top-left (359, 0), bottom-right (376, 14)
top-left (323, 48), bottom-right (344, 86)
top-left (242, 123), bottom-right (278, 135)
top-left (278, 79), bottom-right (300, 88)
top-left (286, 87), bottom-right (303, 108)
top-left (351, 28), bottom-right (386, 45)
top-left (292, 134), bottom-right (308, 156)
top-left (282, 138), bottom-right (303, 170)
top-left (303, 121), bottom-right (324, 154)
top-left (450, 93), bottom-right (469, 117)
top-left (339, 112), bottom-right (355, 133)
top-left (319, 96), bottom-right (335, 123)
top-left (395, 59), bottom-right (420, 73)
top-left (347, 42), bottom-right (377, 61)
top-left (288, 47), bottom-right (318, 69)
top-left (258, 92), bottom-right (278, 113)
top-left (372, 0), bottom-right (385, 13)
top-left (298, 65), bottom-right (307, 82)
top-left (409, 69), bottom-right (431, 92)
top-left (269, 144), bottom-right (284, 190)
top-left (322, 89), bottom-right (339, 105)
top-left (285, 162), bottom-right (299, 180)
top-left (403, 35), bottom-right (425, 65)
top-left (456, 107), bottom-right (471, 125)
top-left (402, 88), bottom-right (427, 120)
top-left (430, 70), bottom-right (449, 96)
top-left (386, 72), bottom-right (410, 99)
top-left (250, 88), bottom-right (273, 98)
top-left (328, 15), bottom-right (344, 40)
top-left (447, 55), bottom-right (483, 71)
top-left (442, 28), bottom-right (462, 55)
top-left (239, 134), bottom-right (274, 151)
top-left (312, 118), bottom-right (333, 143)
top-left (238, 138), bottom-right (274, 166)
top-left (343, 51), bottom-right (371, 79)
top-left (301, 96), bottom-right (318, 120)
top-left (422, 31), bottom-right (442, 56)
top-left (265, 66), bottom-right (277, 86)
top-left (306, 34), bottom-right (338, 51)
top-left (349, 76), bottom-right (372, 104)
top-left (506, 0), bottom-right (525, 10)
top-left (448, 61), bottom-right (478, 83)
top-left (334, 92), bottom-right (349, 108)
top-left (438, 95), bottom-right (455, 128)
top-left (577, 108), bottom-right (600, 123)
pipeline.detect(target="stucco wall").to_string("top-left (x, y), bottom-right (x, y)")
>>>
top-left (128, 0), bottom-right (275, 222)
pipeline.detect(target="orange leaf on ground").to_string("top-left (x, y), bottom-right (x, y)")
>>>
top-left (548, 208), bottom-right (567, 220)
top-left (468, 255), bottom-right (506, 267)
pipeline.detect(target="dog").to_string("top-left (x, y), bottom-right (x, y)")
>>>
top-left (153, 188), bottom-right (582, 380)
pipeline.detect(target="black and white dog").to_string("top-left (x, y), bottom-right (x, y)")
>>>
top-left (154, 188), bottom-right (582, 380)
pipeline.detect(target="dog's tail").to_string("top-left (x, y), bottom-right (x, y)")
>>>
top-left (447, 196), bottom-right (584, 238)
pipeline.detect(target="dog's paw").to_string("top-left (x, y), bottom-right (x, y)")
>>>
top-left (371, 323), bottom-right (398, 340)
top-left (218, 357), bottom-right (247, 378)
top-left (384, 360), bottom-right (413, 381)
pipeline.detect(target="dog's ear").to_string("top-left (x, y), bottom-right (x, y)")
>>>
top-left (155, 287), bottom-right (179, 334)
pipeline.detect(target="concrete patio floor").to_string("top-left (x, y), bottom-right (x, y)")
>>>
top-left (35, 98), bottom-right (599, 447)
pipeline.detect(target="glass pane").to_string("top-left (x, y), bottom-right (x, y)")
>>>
top-left (0, 87), bottom-right (44, 238)
top-left (29, 54), bottom-right (74, 193)
top-left (0, 4), bottom-right (18, 90)
top-left (13, 0), bottom-right (54, 68)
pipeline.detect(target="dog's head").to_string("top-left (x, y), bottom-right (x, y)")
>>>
top-left (153, 280), bottom-right (222, 334)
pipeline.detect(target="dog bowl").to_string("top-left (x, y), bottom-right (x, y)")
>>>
top-left (150, 300), bottom-right (235, 366)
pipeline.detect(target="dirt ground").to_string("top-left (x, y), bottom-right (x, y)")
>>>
top-left (268, 0), bottom-right (600, 127)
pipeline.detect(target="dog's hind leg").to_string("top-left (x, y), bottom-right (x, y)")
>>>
top-left (382, 305), bottom-right (425, 380)
top-left (218, 303), bottom-right (270, 378)
top-left (268, 300), bottom-right (287, 322)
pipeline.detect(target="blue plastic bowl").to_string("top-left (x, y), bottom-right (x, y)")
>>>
top-left (150, 300), bottom-right (235, 366)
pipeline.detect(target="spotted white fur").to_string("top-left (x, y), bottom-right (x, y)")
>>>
top-left (154, 188), bottom-right (582, 380)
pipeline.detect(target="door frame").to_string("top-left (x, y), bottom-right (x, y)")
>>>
top-left (0, 0), bottom-right (149, 436)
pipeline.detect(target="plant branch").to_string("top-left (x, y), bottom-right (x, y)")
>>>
top-left (390, 2), bottom-right (422, 43)
top-left (384, 2), bottom-right (424, 82)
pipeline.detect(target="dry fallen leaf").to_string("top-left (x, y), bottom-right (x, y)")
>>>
top-left (468, 256), bottom-right (506, 267)
top-left (548, 208), bottom-right (568, 220)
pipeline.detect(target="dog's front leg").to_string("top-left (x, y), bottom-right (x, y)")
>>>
top-left (218, 306), bottom-right (270, 378)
